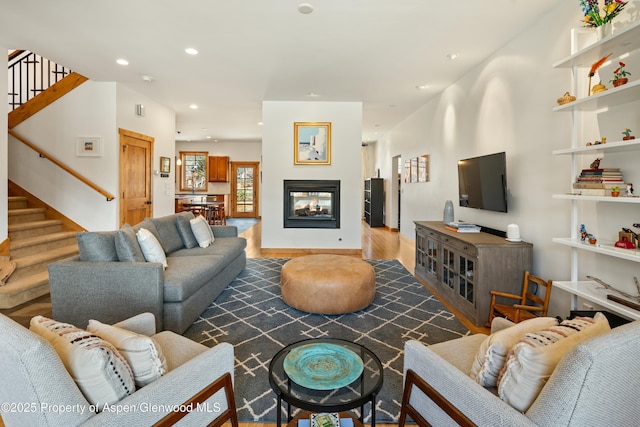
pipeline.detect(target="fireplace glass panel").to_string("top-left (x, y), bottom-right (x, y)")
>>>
top-left (290, 191), bottom-right (334, 218)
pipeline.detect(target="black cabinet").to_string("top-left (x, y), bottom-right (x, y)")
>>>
top-left (364, 178), bottom-right (384, 227)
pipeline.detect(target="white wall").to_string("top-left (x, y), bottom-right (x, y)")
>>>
top-left (1, 44), bottom-right (8, 246)
top-left (262, 101), bottom-right (362, 250)
top-left (373, 2), bottom-right (640, 318)
top-left (116, 83), bottom-right (176, 217)
top-left (8, 80), bottom-right (176, 230)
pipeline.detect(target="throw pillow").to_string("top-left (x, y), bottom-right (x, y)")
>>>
top-left (497, 313), bottom-right (610, 412)
top-left (149, 214), bottom-right (185, 254)
top-left (77, 231), bottom-right (119, 262)
top-left (190, 215), bottom-right (215, 248)
top-left (136, 228), bottom-right (168, 269)
top-left (470, 316), bottom-right (559, 387)
top-left (87, 319), bottom-right (167, 387)
top-left (175, 211), bottom-right (198, 249)
top-left (115, 225), bottom-right (146, 262)
top-left (30, 316), bottom-right (135, 410)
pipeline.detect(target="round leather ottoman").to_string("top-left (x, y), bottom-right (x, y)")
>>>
top-left (281, 254), bottom-right (376, 314)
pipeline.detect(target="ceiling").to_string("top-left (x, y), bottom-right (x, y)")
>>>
top-left (1, 0), bottom-right (562, 144)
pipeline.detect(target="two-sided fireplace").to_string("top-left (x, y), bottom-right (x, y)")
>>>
top-left (283, 180), bottom-right (340, 229)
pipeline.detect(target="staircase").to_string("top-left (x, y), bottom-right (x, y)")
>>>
top-left (0, 196), bottom-right (79, 309)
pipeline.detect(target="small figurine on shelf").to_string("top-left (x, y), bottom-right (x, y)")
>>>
top-left (580, 224), bottom-right (597, 244)
top-left (626, 183), bottom-right (634, 197)
top-left (622, 128), bottom-right (635, 140)
top-left (590, 158), bottom-right (601, 169)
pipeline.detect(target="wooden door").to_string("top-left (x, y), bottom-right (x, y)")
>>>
top-left (231, 162), bottom-right (259, 218)
top-left (119, 129), bottom-right (154, 227)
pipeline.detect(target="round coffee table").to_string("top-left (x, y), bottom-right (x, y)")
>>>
top-left (269, 338), bottom-right (383, 427)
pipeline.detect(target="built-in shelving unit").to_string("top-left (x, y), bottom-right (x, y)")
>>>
top-left (551, 21), bottom-right (640, 321)
top-left (364, 178), bottom-right (384, 227)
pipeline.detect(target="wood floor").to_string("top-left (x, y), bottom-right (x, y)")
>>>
top-left (0, 220), bottom-right (487, 427)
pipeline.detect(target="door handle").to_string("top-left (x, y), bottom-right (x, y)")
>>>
top-left (146, 201), bottom-right (152, 205)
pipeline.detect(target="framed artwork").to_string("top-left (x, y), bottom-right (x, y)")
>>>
top-left (160, 156), bottom-right (171, 173)
top-left (76, 137), bottom-right (102, 157)
top-left (418, 155), bottom-right (429, 182)
top-left (410, 158), bottom-right (418, 183)
top-left (294, 122), bottom-right (331, 165)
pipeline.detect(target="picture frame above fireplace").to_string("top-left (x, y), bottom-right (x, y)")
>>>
top-left (294, 122), bottom-right (331, 165)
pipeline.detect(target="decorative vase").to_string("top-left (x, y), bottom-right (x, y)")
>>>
top-left (613, 78), bottom-right (628, 87)
top-left (443, 200), bottom-right (454, 225)
top-left (596, 23), bottom-right (612, 40)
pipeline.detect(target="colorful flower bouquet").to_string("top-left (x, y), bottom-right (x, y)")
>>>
top-left (611, 61), bottom-right (631, 86)
top-left (580, 0), bottom-right (627, 27)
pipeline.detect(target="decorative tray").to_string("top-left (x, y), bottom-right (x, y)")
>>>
top-left (283, 343), bottom-right (364, 390)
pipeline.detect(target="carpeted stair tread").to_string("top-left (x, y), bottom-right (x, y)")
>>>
top-left (12, 244), bottom-right (78, 268)
top-left (8, 219), bottom-right (63, 231)
top-left (0, 270), bottom-right (49, 309)
top-left (10, 231), bottom-right (78, 250)
top-left (7, 207), bottom-right (46, 223)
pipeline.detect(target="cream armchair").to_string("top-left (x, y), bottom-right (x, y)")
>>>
top-left (0, 312), bottom-right (237, 426)
top-left (401, 318), bottom-right (640, 426)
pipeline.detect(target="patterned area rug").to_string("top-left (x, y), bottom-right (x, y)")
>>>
top-left (184, 258), bottom-right (469, 423)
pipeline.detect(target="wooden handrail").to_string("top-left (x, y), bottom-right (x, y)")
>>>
top-left (8, 129), bottom-right (115, 201)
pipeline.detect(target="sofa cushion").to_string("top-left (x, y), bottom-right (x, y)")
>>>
top-left (169, 237), bottom-right (247, 265)
top-left (136, 228), bottom-right (168, 269)
top-left (162, 256), bottom-right (226, 302)
top-left (149, 214), bottom-right (186, 254)
top-left (30, 316), bottom-right (135, 409)
top-left (498, 313), bottom-right (610, 412)
top-left (190, 215), bottom-right (215, 248)
top-left (470, 317), bottom-right (559, 387)
top-left (175, 211), bottom-right (198, 249)
top-left (77, 231), bottom-right (119, 262)
top-left (87, 319), bottom-right (167, 388)
top-left (115, 225), bottom-right (145, 262)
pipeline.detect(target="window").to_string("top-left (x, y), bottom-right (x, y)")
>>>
top-left (179, 151), bottom-right (208, 192)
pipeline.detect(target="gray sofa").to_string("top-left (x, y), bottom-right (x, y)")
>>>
top-left (48, 211), bottom-right (246, 334)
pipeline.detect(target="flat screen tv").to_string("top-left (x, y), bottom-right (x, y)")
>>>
top-left (457, 152), bottom-right (508, 213)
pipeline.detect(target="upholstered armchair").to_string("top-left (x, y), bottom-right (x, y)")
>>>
top-left (0, 312), bottom-right (237, 426)
top-left (401, 317), bottom-right (640, 426)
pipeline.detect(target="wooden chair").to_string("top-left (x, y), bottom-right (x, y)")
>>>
top-left (487, 270), bottom-right (552, 324)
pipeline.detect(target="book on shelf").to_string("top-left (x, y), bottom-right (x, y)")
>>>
top-left (299, 416), bottom-right (354, 427)
top-left (445, 225), bottom-right (481, 233)
top-left (309, 413), bottom-right (342, 427)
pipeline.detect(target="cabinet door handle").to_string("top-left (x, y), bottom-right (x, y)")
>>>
top-left (463, 245), bottom-right (468, 250)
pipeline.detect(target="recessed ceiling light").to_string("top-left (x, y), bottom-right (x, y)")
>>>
top-left (447, 53), bottom-right (459, 60)
top-left (307, 92), bottom-right (320, 97)
top-left (206, 136), bottom-right (212, 139)
top-left (189, 104), bottom-right (198, 109)
top-left (416, 84), bottom-right (429, 90)
top-left (142, 75), bottom-right (153, 82)
top-left (116, 58), bottom-right (129, 66)
top-left (298, 3), bottom-right (314, 14)
top-left (185, 48), bottom-right (199, 55)
top-left (258, 122), bottom-right (263, 126)
top-left (201, 128), bottom-right (208, 131)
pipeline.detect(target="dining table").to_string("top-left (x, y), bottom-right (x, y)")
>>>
top-left (182, 200), bottom-right (225, 225)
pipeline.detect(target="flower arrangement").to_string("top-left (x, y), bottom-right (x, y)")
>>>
top-left (580, 0), bottom-right (627, 27)
top-left (611, 61), bottom-right (631, 82)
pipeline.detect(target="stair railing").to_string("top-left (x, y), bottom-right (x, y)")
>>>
top-left (8, 50), bottom-right (72, 111)
top-left (8, 129), bottom-right (115, 202)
